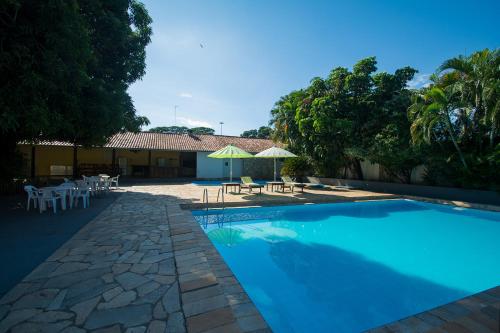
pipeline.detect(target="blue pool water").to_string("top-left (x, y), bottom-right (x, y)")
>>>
top-left (192, 200), bottom-right (500, 332)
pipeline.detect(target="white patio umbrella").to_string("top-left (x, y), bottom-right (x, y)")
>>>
top-left (255, 146), bottom-right (297, 181)
top-left (207, 145), bottom-right (254, 182)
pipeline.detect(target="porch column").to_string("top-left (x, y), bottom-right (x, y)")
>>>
top-left (111, 148), bottom-right (116, 175)
top-left (179, 152), bottom-right (183, 178)
top-left (30, 146), bottom-right (36, 179)
top-left (72, 143), bottom-right (78, 178)
top-left (148, 150), bottom-right (152, 177)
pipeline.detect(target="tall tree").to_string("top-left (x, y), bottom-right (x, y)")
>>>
top-left (240, 126), bottom-right (273, 139)
top-left (149, 126), bottom-right (190, 134)
top-left (0, 0), bottom-right (152, 180)
top-left (409, 87), bottom-right (469, 170)
top-left (271, 90), bottom-right (307, 151)
top-left (149, 126), bottom-right (215, 135)
top-left (407, 49), bottom-right (499, 188)
top-left (190, 127), bottom-right (215, 135)
top-left (272, 57), bottom-right (418, 179)
top-left (439, 49), bottom-right (499, 149)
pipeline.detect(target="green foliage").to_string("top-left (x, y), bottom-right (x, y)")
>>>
top-left (280, 157), bottom-right (311, 178)
top-left (271, 56), bottom-right (419, 179)
top-left (0, 0), bottom-right (152, 180)
top-left (190, 127), bottom-right (215, 135)
top-left (271, 49), bottom-right (499, 189)
top-left (270, 49), bottom-right (500, 189)
top-left (408, 48), bottom-right (499, 189)
top-left (241, 126), bottom-right (273, 139)
top-left (369, 124), bottom-right (422, 183)
top-left (149, 126), bottom-right (215, 135)
top-left (149, 126), bottom-right (188, 134)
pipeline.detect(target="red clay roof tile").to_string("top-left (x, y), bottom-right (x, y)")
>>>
top-left (24, 132), bottom-right (279, 153)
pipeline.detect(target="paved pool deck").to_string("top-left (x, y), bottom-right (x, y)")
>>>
top-left (0, 183), bottom-right (498, 332)
top-left (0, 192), bottom-right (121, 299)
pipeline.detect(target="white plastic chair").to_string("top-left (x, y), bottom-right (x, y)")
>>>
top-left (73, 187), bottom-right (90, 208)
top-left (77, 179), bottom-right (94, 196)
top-left (57, 183), bottom-right (76, 209)
top-left (88, 176), bottom-right (101, 195)
top-left (110, 175), bottom-right (120, 189)
top-left (24, 185), bottom-right (39, 211)
top-left (38, 189), bottom-right (62, 213)
top-left (100, 178), bottom-right (111, 193)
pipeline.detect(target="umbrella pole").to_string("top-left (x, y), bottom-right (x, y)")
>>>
top-left (230, 158), bottom-right (233, 182)
top-left (274, 158), bottom-right (277, 181)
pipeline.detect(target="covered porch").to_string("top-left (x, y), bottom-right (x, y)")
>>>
top-left (18, 144), bottom-right (197, 181)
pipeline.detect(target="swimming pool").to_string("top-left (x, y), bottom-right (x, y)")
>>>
top-left (192, 199), bottom-right (500, 332)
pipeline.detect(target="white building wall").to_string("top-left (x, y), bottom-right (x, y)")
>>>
top-left (411, 165), bottom-right (426, 184)
top-left (196, 152), bottom-right (243, 179)
top-left (223, 158), bottom-right (243, 179)
top-left (360, 160), bottom-right (380, 181)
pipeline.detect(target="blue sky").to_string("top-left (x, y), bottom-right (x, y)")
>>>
top-left (129, 0), bottom-right (499, 136)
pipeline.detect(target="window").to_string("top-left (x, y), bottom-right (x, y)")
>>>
top-left (157, 158), bottom-right (166, 167)
top-left (50, 165), bottom-right (73, 176)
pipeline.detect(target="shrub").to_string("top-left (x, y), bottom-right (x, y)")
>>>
top-left (280, 156), bottom-right (311, 178)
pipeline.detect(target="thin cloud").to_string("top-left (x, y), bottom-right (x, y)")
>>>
top-left (179, 92), bottom-right (193, 98)
top-left (177, 116), bottom-right (213, 128)
top-left (407, 74), bottom-right (431, 89)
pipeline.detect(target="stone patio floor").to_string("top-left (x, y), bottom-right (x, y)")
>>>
top-left (0, 183), bottom-right (498, 332)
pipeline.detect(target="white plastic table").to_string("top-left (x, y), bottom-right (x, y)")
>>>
top-left (38, 187), bottom-right (68, 211)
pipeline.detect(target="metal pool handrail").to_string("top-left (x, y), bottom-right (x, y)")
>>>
top-left (202, 188), bottom-right (209, 212)
top-left (216, 187), bottom-right (225, 208)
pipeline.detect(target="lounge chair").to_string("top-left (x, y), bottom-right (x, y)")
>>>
top-left (334, 184), bottom-right (354, 190)
top-left (330, 179), bottom-right (354, 190)
top-left (240, 177), bottom-right (264, 194)
top-left (281, 176), bottom-right (305, 193)
top-left (304, 176), bottom-right (327, 189)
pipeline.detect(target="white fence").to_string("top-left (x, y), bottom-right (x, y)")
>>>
top-left (342, 160), bottom-right (426, 184)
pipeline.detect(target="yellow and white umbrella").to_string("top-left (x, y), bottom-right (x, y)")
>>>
top-left (208, 145), bottom-right (254, 181)
top-left (255, 146), bottom-right (297, 181)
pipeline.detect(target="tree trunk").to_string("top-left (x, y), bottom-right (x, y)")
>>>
top-left (445, 112), bottom-right (468, 171)
top-left (403, 169), bottom-right (412, 184)
top-left (432, 132), bottom-right (446, 153)
top-left (352, 159), bottom-right (364, 180)
top-left (489, 124), bottom-right (496, 149)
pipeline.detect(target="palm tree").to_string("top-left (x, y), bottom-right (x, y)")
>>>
top-left (408, 87), bottom-right (468, 170)
top-left (439, 49), bottom-right (500, 148)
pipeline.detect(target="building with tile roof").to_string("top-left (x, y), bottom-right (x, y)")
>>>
top-left (18, 132), bottom-right (281, 180)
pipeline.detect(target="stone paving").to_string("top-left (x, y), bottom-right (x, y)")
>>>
top-left (0, 183), bottom-right (498, 333)
top-left (368, 286), bottom-right (500, 333)
top-left (0, 185), bottom-right (272, 333)
top-left (0, 190), bottom-right (184, 333)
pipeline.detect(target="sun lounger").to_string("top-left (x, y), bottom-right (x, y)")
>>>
top-left (334, 184), bottom-right (354, 190)
top-left (240, 176), bottom-right (264, 194)
top-left (281, 176), bottom-right (305, 193)
top-left (304, 176), bottom-right (327, 189)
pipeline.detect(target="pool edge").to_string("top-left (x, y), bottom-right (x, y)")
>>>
top-left (182, 194), bottom-right (500, 213)
top-left (368, 285), bottom-right (500, 332)
top-left (166, 203), bottom-right (272, 332)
